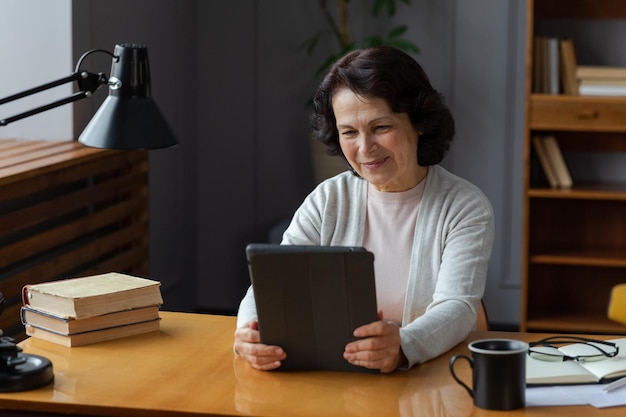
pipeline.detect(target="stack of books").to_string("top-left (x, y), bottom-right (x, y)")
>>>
top-left (21, 272), bottom-right (163, 347)
top-left (577, 66), bottom-right (626, 97)
top-left (532, 36), bottom-right (626, 97)
top-left (533, 36), bottom-right (578, 95)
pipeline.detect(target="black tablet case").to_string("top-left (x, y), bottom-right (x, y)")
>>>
top-left (246, 243), bottom-right (378, 373)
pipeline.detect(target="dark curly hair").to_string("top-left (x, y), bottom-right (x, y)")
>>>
top-left (311, 46), bottom-right (455, 167)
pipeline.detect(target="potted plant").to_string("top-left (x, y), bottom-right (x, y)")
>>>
top-left (303, 0), bottom-right (419, 77)
top-left (302, 0), bottom-right (419, 183)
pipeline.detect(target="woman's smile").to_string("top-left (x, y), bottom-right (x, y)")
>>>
top-left (332, 88), bottom-right (427, 192)
top-left (361, 156), bottom-right (389, 170)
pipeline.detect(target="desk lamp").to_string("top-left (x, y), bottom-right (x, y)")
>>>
top-left (0, 43), bottom-right (178, 149)
top-left (0, 44), bottom-right (176, 391)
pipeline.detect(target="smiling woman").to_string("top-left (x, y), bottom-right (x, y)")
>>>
top-left (332, 90), bottom-right (424, 192)
top-left (235, 46), bottom-right (495, 374)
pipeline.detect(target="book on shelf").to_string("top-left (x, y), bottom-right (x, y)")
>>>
top-left (532, 136), bottom-right (559, 188)
top-left (576, 65), bottom-right (626, 81)
top-left (559, 38), bottom-right (579, 95)
top-left (579, 78), bottom-right (626, 87)
top-left (532, 37), bottom-right (546, 93)
top-left (542, 135), bottom-right (572, 188)
top-left (22, 272), bottom-right (163, 319)
top-left (579, 83), bottom-right (626, 97)
top-left (608, 284), bottom-right (626, 326)
top-left (576, 65), bottom-right (626, 96)
top-left (533, 36), bottom-right (574, 95)
top-left (533, 36), bottom-right (557, 94)
top-left (531, 135), bottom-right (572, 188)
top-left (527, 338), bottom-right (626, 385)
top-left (25, 318), bottom-right (161, 347)
top-left (547, 37), bottom-right (560, 95)
top-left (21, 305), bottom-right (161, 335)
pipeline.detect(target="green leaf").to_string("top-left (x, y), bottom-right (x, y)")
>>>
top-left (372, 0), bottom-right (384, 17)
top-left (365, 35), bottom-right (385, 47)
top-left (388, 25), bottom-right (408, 39)
top-left (340, 42), bottom-right (358, 55)
top-left (306, 0), bottom-right (420, 88)
top-left (373, 0), bottom-right (396, 17)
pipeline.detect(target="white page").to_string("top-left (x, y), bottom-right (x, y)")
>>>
top-left (557, 384), bottom-right (626, 409)
top-left (527, 384), bottom-right (626, 408)
top-left (526, 354), bottom-right (597, 385)
top-left (561, 338), bottom-right (626, 381)
top-left (526, 386), bottom-right (587, 406)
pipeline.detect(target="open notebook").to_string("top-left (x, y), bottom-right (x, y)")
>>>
top-left (526, 338), bottom-right (626, 385)
top-left (246, 243), bottom-right (378, 373)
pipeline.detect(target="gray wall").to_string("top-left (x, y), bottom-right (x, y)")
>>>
top-left (73, 0), bottom-right (527, 326)
top-left (73, 0), bottom-right (199, 311)
top-left (449, 1), bottom-right (526, 325)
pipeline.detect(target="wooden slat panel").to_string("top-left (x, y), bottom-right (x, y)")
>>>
top-left (0, 171), bottom-right (146, 236)
top-left (0, 139), bottom-right (149, 339)
top-left (71, 243), bottom-right (150, 280)
top-left (0, 148), bottom-right (146, 202)
top-left (0, 221), bottom-right (149, 305)
top-left (0, 139), bottom-right (20, 150)
top-left (0, 144), bottom-right (104, 185)
top-left (0, 196), bottom-right (147, 269)
top-left (0, 141), bottom-right (77, 168)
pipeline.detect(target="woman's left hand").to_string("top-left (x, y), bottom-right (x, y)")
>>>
top-left (343, 317), bottom-right (403, 373)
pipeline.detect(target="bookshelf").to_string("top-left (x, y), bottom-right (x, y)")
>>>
top-left (521, 0), bottom-right (626, 334)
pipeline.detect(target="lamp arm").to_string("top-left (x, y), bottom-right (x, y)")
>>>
top-left (1, 90), bottom-right (89, 127)
top-left (0, 70), bottom-right (108, 127)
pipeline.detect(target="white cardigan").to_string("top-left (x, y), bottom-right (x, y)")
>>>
top-left (237, 165), bottom-right (495, 368)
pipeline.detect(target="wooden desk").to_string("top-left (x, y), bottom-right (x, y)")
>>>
top-left (0, 311), bottom-right (622, 417)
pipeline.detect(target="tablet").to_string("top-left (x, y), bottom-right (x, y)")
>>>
top-left (245, 243), bottom-right (378, 372)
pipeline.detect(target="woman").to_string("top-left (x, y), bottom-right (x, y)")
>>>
top-left (235, 46), bottom-right (494, 373)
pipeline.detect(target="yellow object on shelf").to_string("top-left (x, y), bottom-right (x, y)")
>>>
top-left (608, 284), bottom-right (626, 325)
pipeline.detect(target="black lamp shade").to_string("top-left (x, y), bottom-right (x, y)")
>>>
top-left (78, 44), bottom-right (178, 150)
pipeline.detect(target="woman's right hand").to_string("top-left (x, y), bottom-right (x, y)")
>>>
top-left (234, 320), bottom-right (286, 371)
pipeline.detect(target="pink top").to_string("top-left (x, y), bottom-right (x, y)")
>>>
top-left (363, 179), bottom-right (426, 324)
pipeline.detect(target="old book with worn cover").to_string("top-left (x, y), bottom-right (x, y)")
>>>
top-left (22, 273), bottom-right (163, 319)
top-left (21, 305), bottom-right (161, 335)
top-left (246, 243), bottom-right (378, 373)
top-left (25, 318), bottom-right (161, 347)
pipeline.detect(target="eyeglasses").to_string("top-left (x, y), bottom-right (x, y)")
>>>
top-left (528, 336), bottom-right (619, 363)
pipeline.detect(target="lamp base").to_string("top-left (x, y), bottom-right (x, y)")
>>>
top-left (0, 353), bottom-right (54, 392)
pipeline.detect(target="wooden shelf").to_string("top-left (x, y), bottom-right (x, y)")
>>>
top-left (530, 247), bottom-right (626, 267)
top-left (528, 184), bottom-right (626, 200)
top-left (535, 0), bottom-right (626, 20)
top-left (526, 313), bottom-right (626, 335)
top-left (521, 0), bottom-right (626, 334)
top-left (532, 94), bottom-right (626, 105)
top-left (530, 95), bottom-right (626, 132)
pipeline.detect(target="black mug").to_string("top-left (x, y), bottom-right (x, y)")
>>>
top-left (449, 339), bottom-right (528, 410)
